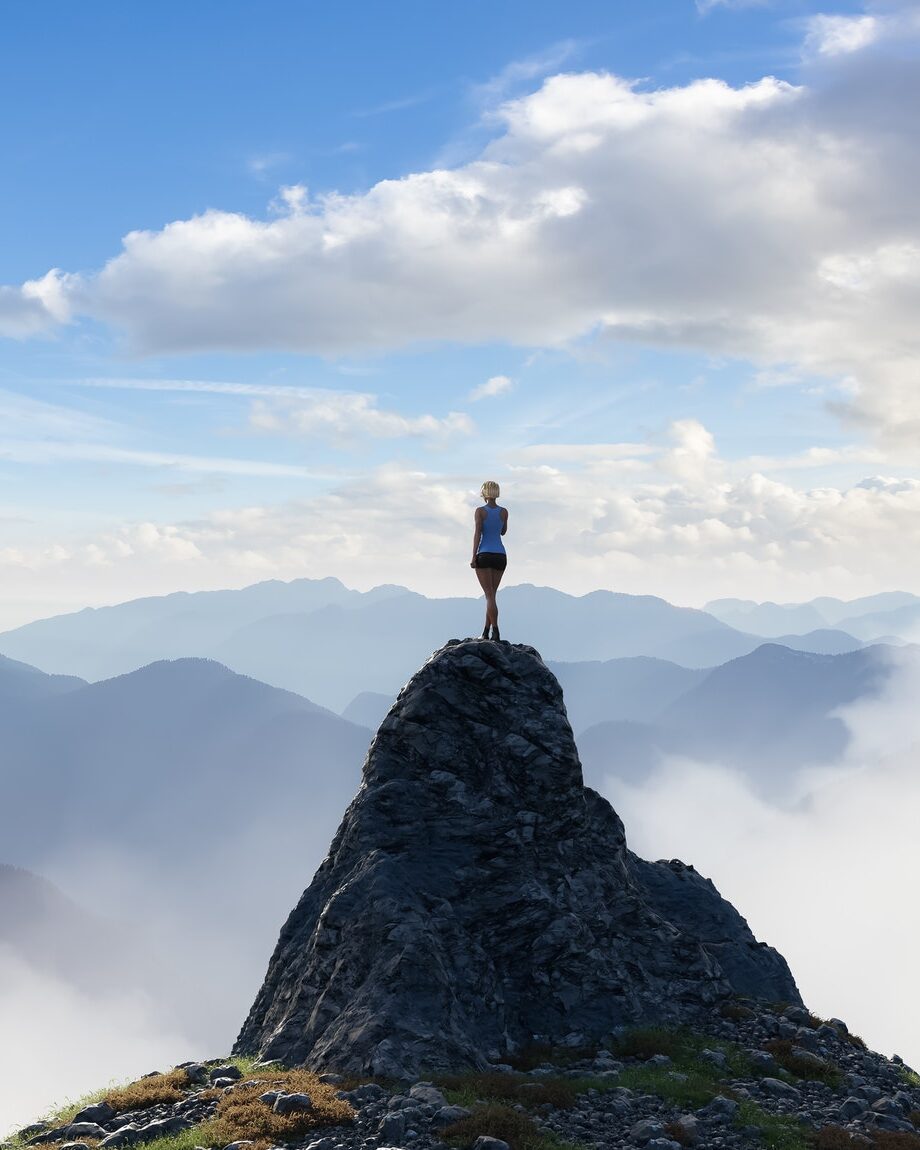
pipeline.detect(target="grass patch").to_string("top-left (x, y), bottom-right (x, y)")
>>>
top-left (437, 1070), bottom-right (631, 1112)
top-left (199, 1067), bottom-right (353, 1150)
top-left (105, 1068), bottom-right (191, 1112)
top-left (615, 1065), bottom-right (720, 1108)
top-left (735, 1099), bottom-right (809, 1150)
top-left (720, 1002), bottom-right (756, 1022)
top-left (612, 1027), bottom-right (683, 1060)
top-left (504, 1044), bottom-right (597, 1072)
top-left (901, 1069), bottom-right (920, 1089)
top-left (764, 1040), bottom-right (841, 1087)
top-left (812, 1126), bottom-right (858, 1149)
top-left (441, 1102), bottom-right (578, 1150)
top-left (868, 1135), bottom-right (920, 1150)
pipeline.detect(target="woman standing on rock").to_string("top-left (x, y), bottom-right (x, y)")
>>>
top-left (471, 480), bottom-right (508, 641)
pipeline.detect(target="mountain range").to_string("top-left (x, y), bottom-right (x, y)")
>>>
top-left (706, 591), bottom-right (920, 643)
top-left (0, 578), bottom-right (868, 711)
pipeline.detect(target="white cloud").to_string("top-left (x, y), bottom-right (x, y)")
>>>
top-left (5, 422), bottom-right (920, 622)
top-left (603, 647), bottom-right (920, 1068)
top-left (0, 271), bottom-right (73, 338)
top-left (249, 390), bottom-right (473, 443)
top-left (469, 374), bottom-right (513, 401)
top-left (2, 37), bottom-right (920, 444)
top-left (804, 13), bottom-right (879, 57)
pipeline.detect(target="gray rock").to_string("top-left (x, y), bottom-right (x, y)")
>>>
top-left (221, 1143), bottom-right (254, 1150)
top-left (377, 1113), bottom-right (407, 1141)
top-left (433, 1105), bottom-right (473, 1125)
top-left (138, 1119), bottom-right (191, 1141)
top-left (472, 1139), bottom-right (510, 1150)
top-left (790, 1046), bottom-right (829, 1072)
top-left (17, 1125), bottom-right (48, 1139)
top-left (761, 1077), bottom-right (801, 1098)
top-left (72, 1104), bottom-right (117, 1125)
top-left (646, 1053), bottom-right (672, 1067)
top-left (272, 1092), bottom-right (313, 1116)
top-left (259, 1089), bottom-right (282, 1104)
top-left (863, 1112), bottom-right (916, 1133)
top-left (409, 1083), bottom-right (448, 1107)
top-left (674, 1114), bottom-right (699, 1144)
top-left (65, 1125), bottom-right (106, 1141)
top-left (645, 1142), bottom-right (682, 1150)
top-left (838, 1097), bottom-right (866, 1119)
top-left (209, 1064), bottom-right (242, 1082)
top-left (184, 1064), bottom-right (209, 1085)
top-left (630, 1118), bottom-right (665, 1145)
top-left (749, 1049), bottom-right (776, 1072)
top-left (700, 1048), bottom-right (727, 1067)
top-left (99, 1126), bottom-right (140, 1149)
top-left (872, 1096), bottom-right (907, 1115)
top-left (212, 1078), bottom-right (237, 1089)
top-left (60, 1143), bottom-right (90, 1150)
top-left (233, 640), bottom-right (801, 1076)
top-left (696, 1095), bottom-right (739, 1123)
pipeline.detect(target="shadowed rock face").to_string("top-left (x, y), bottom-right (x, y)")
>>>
top-left (235, 639), bottom-right (800, 1077)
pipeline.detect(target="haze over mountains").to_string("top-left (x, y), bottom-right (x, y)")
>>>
top-left (0, 650), bottom-right (371, 1044)
top-left (1, 575), bottom-right (916, 1113)
top-left (0, 577), bottom-right (876, 711)
top-left (706, 592), bottom-right (920, 643)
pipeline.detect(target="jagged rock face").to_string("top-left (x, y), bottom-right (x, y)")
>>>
top-left (235, 639), bottom-right (800, 1077)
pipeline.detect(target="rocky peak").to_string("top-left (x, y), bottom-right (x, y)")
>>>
top-left (235, 639), bottom-right (799, 1077)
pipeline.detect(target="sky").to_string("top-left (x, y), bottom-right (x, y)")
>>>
top-left (2, 0), bottom-right (920, 628)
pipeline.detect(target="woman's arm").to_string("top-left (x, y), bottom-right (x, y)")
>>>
top-left (501, 508), bottom-right (508, 536)
top-left (470, 507), bottom-right (483, 566)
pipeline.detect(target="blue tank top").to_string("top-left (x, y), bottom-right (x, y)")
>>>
top-left (478, 505), bottom-right (506, 554)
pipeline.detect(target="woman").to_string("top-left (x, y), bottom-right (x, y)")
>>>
top-left (470, 480), bottom-right (508, 641)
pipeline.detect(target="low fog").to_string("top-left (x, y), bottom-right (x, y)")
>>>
top-left (0, 948), bottom-right (196, 1135)
top-left (605, 647), bottom-right (920, 1070)
top-left (2, 650), bottom-right (917, 1135)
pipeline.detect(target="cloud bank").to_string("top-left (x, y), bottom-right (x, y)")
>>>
top-left (604, 647), bottom-right (920, 1069)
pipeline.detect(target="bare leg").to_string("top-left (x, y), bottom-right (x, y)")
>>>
top-left (490, 568), bottom-right (504, 638)
top-left (475, 567), bottom-right (497, 632)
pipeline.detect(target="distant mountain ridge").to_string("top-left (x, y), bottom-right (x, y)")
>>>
top-left (0, 577), bottom-right (865, 711)
top-left (573, 642), bottom-right (894, 796)
top-left (706, 591), bottom-right (920, 642)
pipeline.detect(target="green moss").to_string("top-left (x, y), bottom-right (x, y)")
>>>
top-left (901, 1068), bottom-right (920, 1089)
top-left (614, 1065), bottom-right (720, 1108)
top-left (735, 1099), bottom-right (809, 1150)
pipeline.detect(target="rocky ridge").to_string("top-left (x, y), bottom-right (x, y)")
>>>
top-left (235, 639), bottom-right (798, 1076)
top-left (9, 1006), bottom-right (920, 1150)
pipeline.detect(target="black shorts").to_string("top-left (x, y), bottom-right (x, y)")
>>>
top-left (475, 552), bottom-right (507, 571)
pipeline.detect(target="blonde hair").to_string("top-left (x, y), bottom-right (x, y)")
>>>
top-left (480, 480), bottom-right (500, 500)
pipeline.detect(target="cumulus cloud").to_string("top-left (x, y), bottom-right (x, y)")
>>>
top-left (5, 420), bottom-right (920, 625)
top-left (0, 271), bottom-right (73, 338)
top-left (249, 389), bottom-right (473, 443)
top-left (1, 24), bottom-right (917, 443)
top-left (469, 374), bottom-right (513, 401)
top-left (603, 646), bottom-right (920, 1068)
top-left (804, 13), bottom-right (879, 57)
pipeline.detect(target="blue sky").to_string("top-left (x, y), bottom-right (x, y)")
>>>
top-left (1, 0), bottom-right (918, 624)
